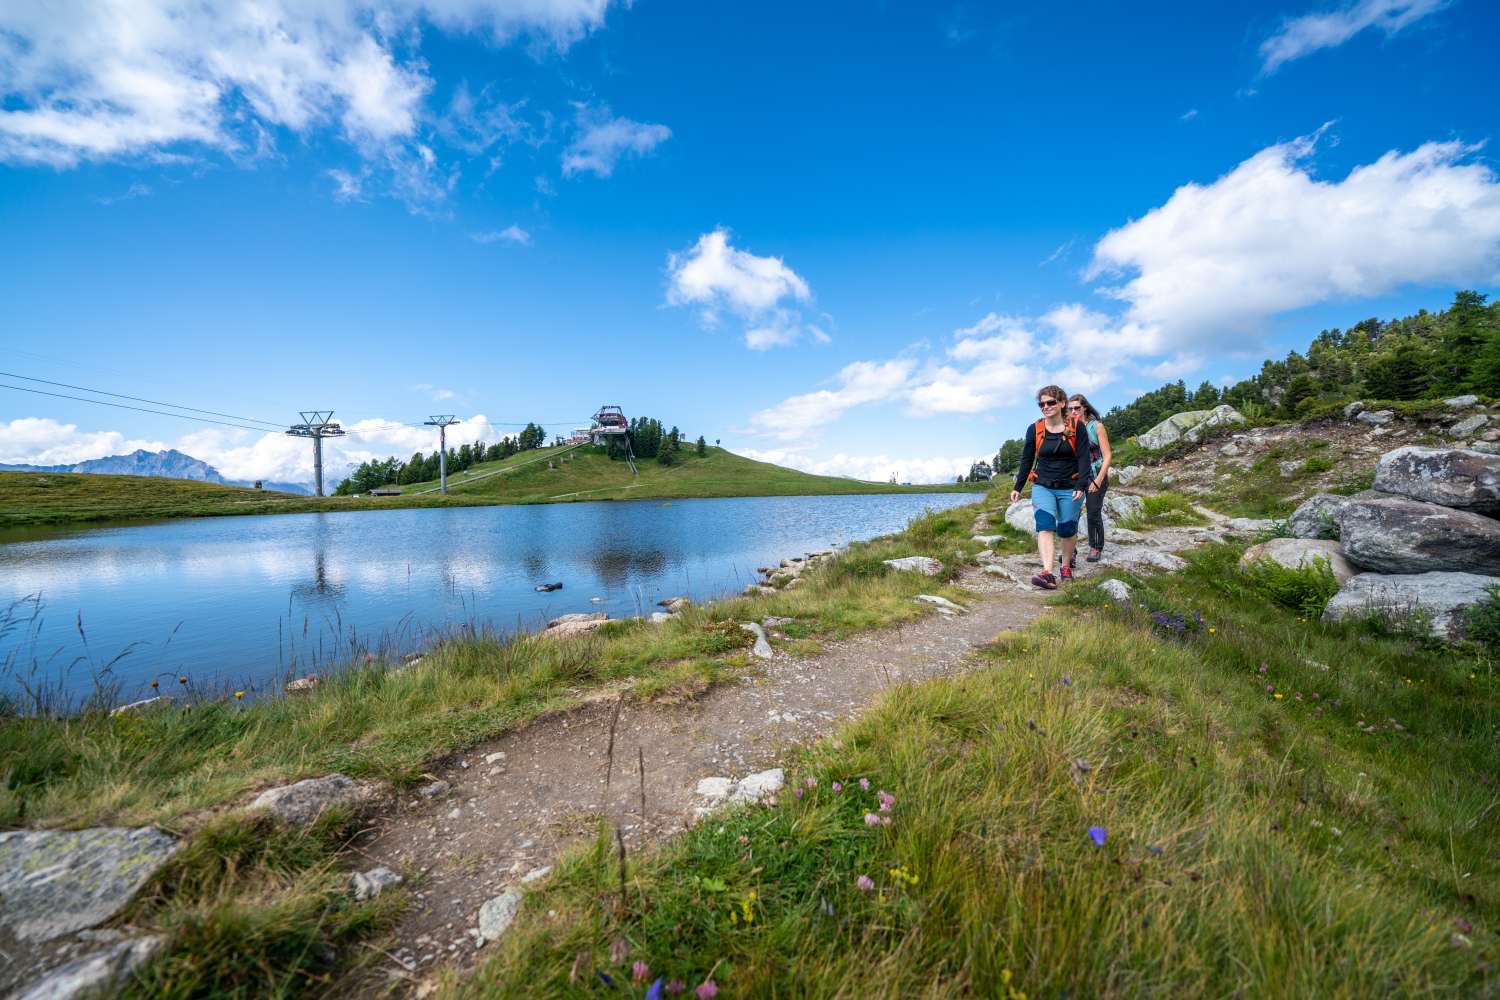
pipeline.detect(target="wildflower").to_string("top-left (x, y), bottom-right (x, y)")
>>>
top-left (696, 980), bottom-right (719, 999)
top-left (877, 791), bottom-right (895, 813)
top-left (609, 937), bottom-right (630, 964)
top-left (235, 691), bottom-right (244, 699)
top-left (882, 817), bottom-right (891, 826)
top-left (1061, 677), bottom-right (1071, 686)
top-left (857, 875), bottom-right (875, 891)
top-left (1259, 664), bottom-right (1268, 673)
top-left (1209, 628), bottom-right (1215, 633)
top-left (865, 813), bottom-right (881, 827)
top-left (859, 778), bottom-right (870, 791)
top-left (1265, 685), bottom-right (1274, 692)
top-left (1087, 825), bottom-right (1107, 847)
top-left (1274, 693), bottom-right (1283, 700)
top-left (363, 653), bottom-right (377, 662)
top-left (1294, 694), bottom-right (1302, 701)
top-left (634, 961), bottom-right (651, 985)
top-left (831, 781), bottom-right (843, 792)
top-left (795, 788), bottom-right (804, 799)
top-left (1312, 692), bottom-right (1320, 699)
top-left (149, 680), bottom-right (158, 688)
top-left (178, 677), bottom-right (187, 684)
top-left (806, 777), bottom-right (817, 789)
top-left (666, 981), bottom-right (686, 996)
top-left (646, 980), bottom-right (664, 1000)
top-left (1146, 845), bottom-right (1163, 855)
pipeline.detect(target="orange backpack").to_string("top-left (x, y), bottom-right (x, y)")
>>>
top-left (1026, 417), bottom-right (1081, 484)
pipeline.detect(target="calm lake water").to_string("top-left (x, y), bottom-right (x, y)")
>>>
top-left (0, 493), bottom-right (977, 707)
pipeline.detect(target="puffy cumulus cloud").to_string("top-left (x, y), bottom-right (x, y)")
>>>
top-left (1087, 136), bottom-right (1500, 360)
top-left (0, 0), bottom-right (615, 168)
top-left (561, 103), bottom-right (670, 178)
top-left (1260, 0), bottom-right (1446, 74)
top-left (0, 417), bottom-right (163, 466)
top-left (741, 359), bottom-right (916, 441)
top-left (735, 448), bottom-right (980, 486)
top-left (666, 228), bottom-right (825, 350)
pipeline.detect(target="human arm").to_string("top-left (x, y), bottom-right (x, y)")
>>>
top-left (1011, 425), bottom-right (1037, 499)
top-left (1088, 422), bottom-right (1112, 493)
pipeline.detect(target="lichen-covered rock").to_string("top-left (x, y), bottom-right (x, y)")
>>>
top-left (1339, 497), bottom-right (1500, 575)
top-left (882, 556), bottom-right (943, 576)
top-left (250, 773), bottom-right (372, 825)
top-left (1322, 571), bottom-right (1498, 641)
top-left (1134, 405), bottom-right (1246, 450)
top-left (1115, 465), bottom-right (1143, 484)
top-left (11, 935), bottom-right (164, 1000)
top-left (1104, 494), bottom-right (1144, 522)
top-left (739, 622), bottom-right (773, 659)
top-left (351, 867), bottom-right (403, 901)
top-left (1239, 538), bottom-right (1355, 584)
top-left (1356, 409), bottom-right (1394, 426)
top-left (1104, 547), bottom-right (1187, 572)
top-left (1372, 446), bottom-right (1500, 515)
top-left (1004, 500), bottom-right (1036, 533)
top-left (0, 828), bottom-right (178, 942)
top-left (1287, 493), bottom-right (1349, 539)
top-left (1097, 579), bottom-right (1132, 603)
top-left (478, 889), bottom-right (523, 941)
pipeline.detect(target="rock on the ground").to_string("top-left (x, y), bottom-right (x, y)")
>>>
top-left (1135, 405), bottom-right (1246, 450)
top-left (1279, 460), bottom-right (1302, 476)
top-left (521, 865), bottom-right (552, 884)
top-left (1104, 494), bottom-right (1144, 522)
top-left (1115, 465), bottom-right (1143, 484)
top-left (1451, 414), bottom-right (1490, 439)
top-left (1239, 538), bottom-right (1355, 584)
top-left (731, 768), bottom-right (785, 804)
top-left (1339, 497), bottom-right (1500, 575)
top-left (250, 773), bottom-right (372, 825)
top-left (658, 597), bottom-right (688, 612)
top-left (1097, 579), bottom-right (1132, 603)
top-left (110, 696), bottom-right (170, 716)
top-left (739, 622), bottom-right (774, 659)
top-left (1357, 409), bottom-right (1394, 426)
top-left (883, 556), bottom-right (943, 576)
top-left (11, 935), bottom-right (164, 1000)
top-left (478, 888), bottom-right (523, 942)
top-left (0, 828), bottom-right (178, 942)
top-left (418, 779), bottom-right (450, 798)
top-left (352, 866), bottom-right (403, 901)
top-left (1004, 500), bottom-right (1036, 533)
top-left (1288, 493), bottom-right (1349, 539)
top-left (547, 612), bottom-right (608, 628)
top-left (1219, 442), bottom-right (1240, 456)
top-left (284, 675), bottom-right (319, 693)
top-left (1105, 547), bottom-right (1187, 572)
top-left (543, 617), bottom-right (608, 638)
top-left (1372, 446), bottom-right (1500, 515)
top-left (695, 777), bottom-right (735, 801)
top-left (1225, 517), bottom-right (1275, 534)
top-left (1322, 571), bottom-right (1499, 641)
top-left (972, 534), bottom-right (1005, 544)
top-left (914, 594), bottom-right (966, 613)
top-left (1344, 401), bottom-right (1366, 418)
top-left (649, 611), bottom-right (675, 624)
top-left (1445, 395), bottom-right (1480, 407)
top-left (1105, 527), bottom-right (1144, 543)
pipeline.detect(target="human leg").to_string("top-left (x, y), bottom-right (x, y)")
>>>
top-left (1085, 485), bottom-right (1106, 554)
top-left (1029, 487), bottom-right (1062, 588)
top-left (1054, 489), bottom-right (1083, 580)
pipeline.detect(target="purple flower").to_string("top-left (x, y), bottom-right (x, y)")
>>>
top-left (1087, 825), bottom-right (1107, 846)
top-left (666, 981), bottom-right (686, 996)
top-left (831, 781), bottom-right (842, 792)
top-left (806, 777), bottom-right (818, 789)
top-left (696, 980), bottom-right (719, 999)
top-left (795, 788), bottom-right (804, 799)
top-left (865, 813), bottom-right (881, 826)
top-left (857, 875), bottom-right (874, 891)
top-left (877, 791), bottom-right (895, 813)
top-left (1259, 663), bottom-right (1268, 673)
top-left (646, 979), bottom-right (664, 1000)
top-left (881, 817), bottom-right (891, 826)
top-left (1146, 845), bottom-right (1163, 855)
top-left (1265, 684), bottom-right (1274, 692)
top-left (634, 960), bottom-right (652, 985)
top-left (1312, 692), bottom-right (1320, 699)
top-left (1061, 677), bottom-right (1071, 686)
top-left (859, 778), bottom-right (870, 790)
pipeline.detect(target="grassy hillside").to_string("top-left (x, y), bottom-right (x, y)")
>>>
top-left (0, 446), bottom-right (982, 528)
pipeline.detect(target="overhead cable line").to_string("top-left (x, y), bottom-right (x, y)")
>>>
top-left (0, 383), bottom-right (280, 432)
top-left (0, 371), bottom-right (286, 429)
top-left (0, 346), bottom-right (295, 411)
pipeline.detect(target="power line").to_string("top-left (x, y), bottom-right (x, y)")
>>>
top-left (0, 382), bottom-right (278, 432)
top-left (0, 346), bottom-right (295, 411)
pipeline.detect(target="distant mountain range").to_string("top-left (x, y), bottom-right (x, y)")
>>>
top-left (0, 448), bottom-right (314, 495)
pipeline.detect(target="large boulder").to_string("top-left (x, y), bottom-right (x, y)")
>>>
top-left (11, 935), bottom-right (165, 1000)
top-left (883, 556), bottom-right (943, 576)
top-left (1371, 446), bottom-right (1500, 516)
top-left (1004, 500), bottom-right (1036, 533)
top-left (1104, 494), bottom-right (1144, 523)
top-left (1339, 497), bottom-right (1500, 575)
top-left (0, 828), bottom-right (179, 942)
top-left (1287, 493), bottom-right (1349, 539)
top-left (1135, 405), bottom-right (1246, 450)
top-left (1239, 538), bottom-right (1355, 584)
top-left (1322, 571), bottom-right (1499, 642)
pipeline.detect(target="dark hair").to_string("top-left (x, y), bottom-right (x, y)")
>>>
top-left (1067, 393), bottom-right (1100, 421)
top-left (1036, 384), bottom-right (1067, 405)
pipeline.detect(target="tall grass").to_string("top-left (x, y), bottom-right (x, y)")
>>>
top-left (465, 544), bottom-right (1500, 997)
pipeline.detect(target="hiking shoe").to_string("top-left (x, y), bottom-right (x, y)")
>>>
top-left (1059, 565), bottom-right (1074, 583)
top-left (1031, 572), bottom-right (1058, 590)
top-left (1068, 551), bottom-right (1077, 569)
top-left (1085, 547), bottom-right (1102, 563)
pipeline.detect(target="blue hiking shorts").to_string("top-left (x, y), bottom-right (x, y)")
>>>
top-left (1031, 484), bottom-right (1082, 538)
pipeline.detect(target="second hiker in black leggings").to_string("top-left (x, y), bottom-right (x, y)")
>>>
top-left (1067, 394), bottom-right (1112, 563)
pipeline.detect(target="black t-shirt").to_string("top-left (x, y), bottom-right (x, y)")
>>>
top-left (1035, 429), bottom-right (1079, 484)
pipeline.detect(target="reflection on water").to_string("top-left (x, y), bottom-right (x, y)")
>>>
top-left (0, 492), bottom-right (977, 706)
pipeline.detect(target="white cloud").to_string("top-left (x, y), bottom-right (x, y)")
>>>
top-left (0, 417), bottom-right (162, 466)
top-left (741, 359), bottom-right (915, 441)
top-left (471, 224), bottom-right (530, 244)
top-left (736, 447), bottom-right (981, 486)
top-left (411, 383), bottom-right (457, 399)
top-left (666, 228), bottom-right (825, 349)
top-left (1260, 0), bottom-right (1445, 73)
top-left (1086, 135), bottom-right (1500, 360)
top-left (0, 0), bottom-right (615, 168)
top-left (560, 104), bottom-right (670, 178)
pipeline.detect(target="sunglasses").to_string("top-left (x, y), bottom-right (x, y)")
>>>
top-left (1065, 404), bottom-right (1083, 412)
top-left (1038, 399), bottom-right (1060, 409)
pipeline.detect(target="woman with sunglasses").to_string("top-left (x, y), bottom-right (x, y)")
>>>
top-left (1067, 394), bottom-right (1112, 563)
top-left (1009, 385), bottom-right (1090, 589)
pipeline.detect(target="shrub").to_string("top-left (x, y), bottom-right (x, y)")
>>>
top-left (1242, 556), bottom-right (1341, 616)
top-left (1117, 492), bottom-right (1210, 529)
top-left (1465, 584), bottom-right (1500, 652)
top-left (1304, 456), bottom-right (1334, 474)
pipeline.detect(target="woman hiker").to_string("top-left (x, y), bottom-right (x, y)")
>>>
top-left (1010, 384), bottom-right (1091, 589)
top-left (1068, 393), bottom-right (1113, 563)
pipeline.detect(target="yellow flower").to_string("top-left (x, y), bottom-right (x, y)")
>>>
top-left (235, 691), bottom-right (244, 698)
top-left (1273, 693), bottom-right (1283, 699)
top-left (1208, 628), bottom-right (1216, 633)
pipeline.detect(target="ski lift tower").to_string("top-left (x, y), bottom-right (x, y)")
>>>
top-left (286, 411), bottom-right (345, 497)
top-left (590, 405), bottom-right (637, 474)
top-left (424, 415), bottom-right (461, 494)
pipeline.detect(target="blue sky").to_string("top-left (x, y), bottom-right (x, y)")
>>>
top-left (1, 0), bottom-right (1497, 484)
